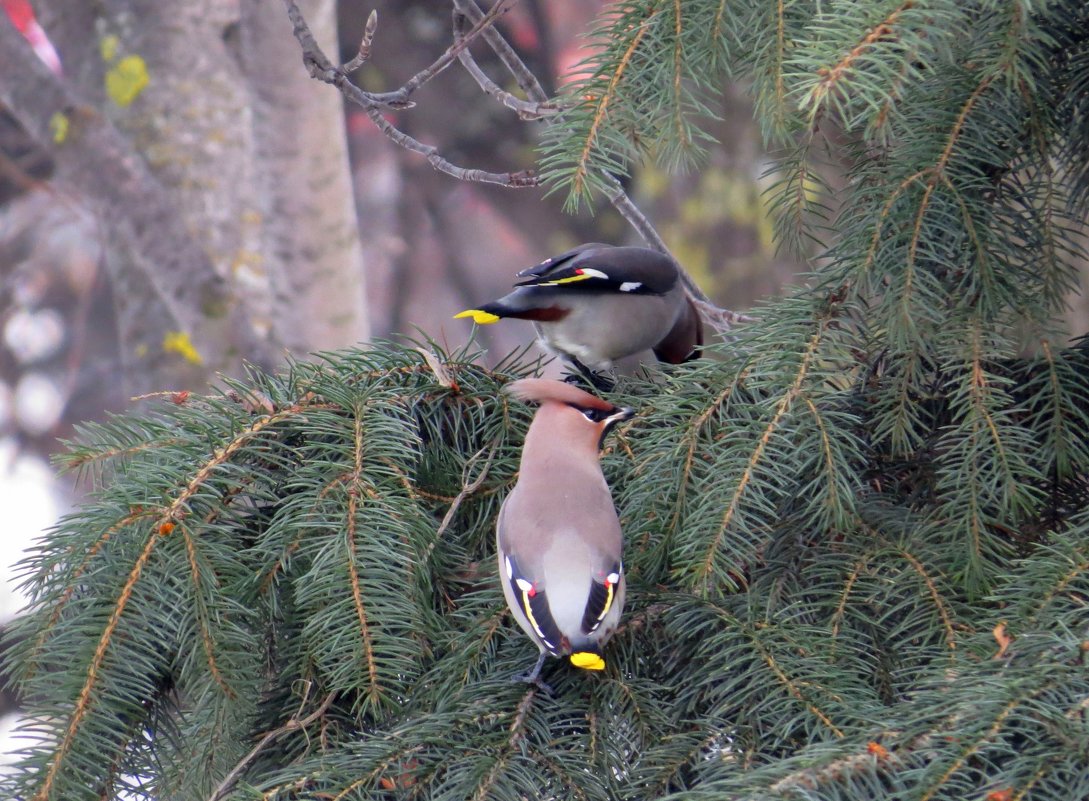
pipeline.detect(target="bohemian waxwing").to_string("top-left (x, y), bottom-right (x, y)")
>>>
top-left (498, 377), bottom-right (634, 686)
top-left (456, 244), bottom-right (703, 380)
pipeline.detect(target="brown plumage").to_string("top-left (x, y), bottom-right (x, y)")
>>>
top-left (504, 377), bottom-right (615, 411)
top-left (497, 378), bottom-right (633, 686)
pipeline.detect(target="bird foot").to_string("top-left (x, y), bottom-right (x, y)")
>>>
top-left (510, 671), bottom-right (553, 695)
top-left (562, 367), bottom-right (615, 392)
top-left (510, 651), bottom-right (552, 694)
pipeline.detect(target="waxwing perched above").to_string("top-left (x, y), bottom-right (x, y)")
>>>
top-left (498, 377), bottom-right (633, 686)
top-left (456, 244), bottom-right (703, 380)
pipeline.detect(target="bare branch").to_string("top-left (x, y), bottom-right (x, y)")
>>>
top-left (448, 1), bottom-right (704, 298)
top-left (280, 0), bottom-right (410, 108)
top-left (363, 105), bottom-right (537, 188)
top-left (281, 0), bottom-right (536, 187)
top-left (368, 0), bottom-right (517, 108)
top-left (601, 174), bottom-right (673, 258)
top-left (341, 9), bottom-right (378, 73)
top-left (279, 0), bottom-right (752, 324)
top-left (452, 9), bottom-right (560, 120)
top-left (281, 0), bottom-right (515, 110)
top-left (600, 175), bottom-right (756, 332)
top-left (692, 298), bottom-right (758, 335)
top-left (453, 0), bottom-right (549, 103)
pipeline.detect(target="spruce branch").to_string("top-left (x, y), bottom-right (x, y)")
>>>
top-left (666, 381), bottom-right (739, 536)
top-left (693, 326), bottom-right (826, 595)
top-left (896, 544), bottom-right (958, 654)
top-left (799, 0), bottom-right (918, 119)
top-left (20, 506), bottom-right (153, 677)
top-left (567, 2), bottom-right (662, 205)
top-left (469, 689), bottom-right (539, 801)
top-left (28, 405), bottom-right (305, 801)
top-left (829, 553), bottom-right (871, 640)
top-left (208, 689), bottom-right (337, 801)
top-left (774, 0), bottom-right (786, 109)
top-left (180, 522), bottom-right (235, 698)
top-left (917, 687), bottom-right (1051, 801)
top-left (346, 411), bottom-right (384, 710)
top-left (8, 4), bottom-right (1089, 800)
top-left (30, 524), bottom-right (162, 801)
top-left (770, 740), bottom-right (901, 794)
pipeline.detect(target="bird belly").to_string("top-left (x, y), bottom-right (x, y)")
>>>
top-left (539, 295), bottom-right (677, 370)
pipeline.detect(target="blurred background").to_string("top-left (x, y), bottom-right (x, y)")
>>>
top-left (1, 0), bottom-right (1086, 759)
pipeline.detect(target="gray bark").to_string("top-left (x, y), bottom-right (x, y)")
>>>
top-left (240, 0), bottom-right (370, 353)
top-left (0, 12), bottom-right (270, 394)
top-left (0, 0), bottom-right (370, 393)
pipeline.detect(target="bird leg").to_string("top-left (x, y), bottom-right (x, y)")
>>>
top-left (511, 651), bottom-right (552, 693)
top-left (562, 358), bottom-right (615, 392)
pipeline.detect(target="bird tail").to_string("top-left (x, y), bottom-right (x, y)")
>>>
top-left (569, 650), bottom-right (605, 671)
top-left (453, 305), bottom-right (502, 324)
top-left (455, 289), bottom-right (571, 324)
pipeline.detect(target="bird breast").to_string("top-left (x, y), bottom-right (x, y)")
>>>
top-left (539, 291), bottom-right (681, 368)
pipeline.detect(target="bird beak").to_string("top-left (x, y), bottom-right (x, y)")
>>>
top-left (607, 407), bottom-right (635, 426)
top-left (598, 407), bottom-right (634, 451)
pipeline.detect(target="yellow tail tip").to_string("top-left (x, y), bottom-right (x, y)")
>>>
top-left (454, 309), bottom-right (501, 324)
top-left (570, 652), bottom-right (605, 671)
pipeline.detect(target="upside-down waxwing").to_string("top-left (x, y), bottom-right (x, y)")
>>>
top-left (498, 378), bottom-right (634, 686)
top-left (456, 244), bottom-right (703, 379)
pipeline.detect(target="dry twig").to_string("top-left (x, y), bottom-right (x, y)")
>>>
top-left (279, 0), bottom-right (753, 326)
top-left (207, 688), bottom-right (337, 801)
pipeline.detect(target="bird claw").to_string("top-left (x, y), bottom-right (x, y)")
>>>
top-left (562, 362), bottom-right (615, 392)
top-left (510, 671), bottom-right (553, 695)
top-left (511, 651), bottom-right (553, 694)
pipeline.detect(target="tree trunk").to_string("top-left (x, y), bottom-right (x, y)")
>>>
top-left (0, 0), bottom-right (369, 394)
top-left (241, 0), bottom-right (370, 354)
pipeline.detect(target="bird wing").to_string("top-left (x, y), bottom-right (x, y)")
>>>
top-left (501, 550), bottom-right (567, 654)
top-left (515, 246), bottom-right (678, 295)
top-left (652, 295), bottom-right (704, 364)
top-left (580, 561), bottom-right (623, 635)
top-left (501, 549), bottom-right (623, 650)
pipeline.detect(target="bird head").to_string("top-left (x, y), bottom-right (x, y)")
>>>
top-left (505, 378), bottom-right (634, 453)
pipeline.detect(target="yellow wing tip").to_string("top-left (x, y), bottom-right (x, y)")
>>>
top-left (547, 273), bottom-right (593, 285)
top-left (570, 652), bottom-right (605, 671)
top-left (454, 309), bottom-right (501, 324)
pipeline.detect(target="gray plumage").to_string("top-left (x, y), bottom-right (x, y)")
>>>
top-left (497, 378), bottom-right (632, 684)
top-left (457, 244), bottom-right (702, 377)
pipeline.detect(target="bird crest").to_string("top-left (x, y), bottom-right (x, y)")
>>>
top-left (504, 377), bottom-right (614, 412)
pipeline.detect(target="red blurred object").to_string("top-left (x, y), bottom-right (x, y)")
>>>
top-left (2, 0), bottom-right (62, 73)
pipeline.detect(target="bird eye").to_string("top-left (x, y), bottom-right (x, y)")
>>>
top-left (582, 408), bottom-right (608, 423)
